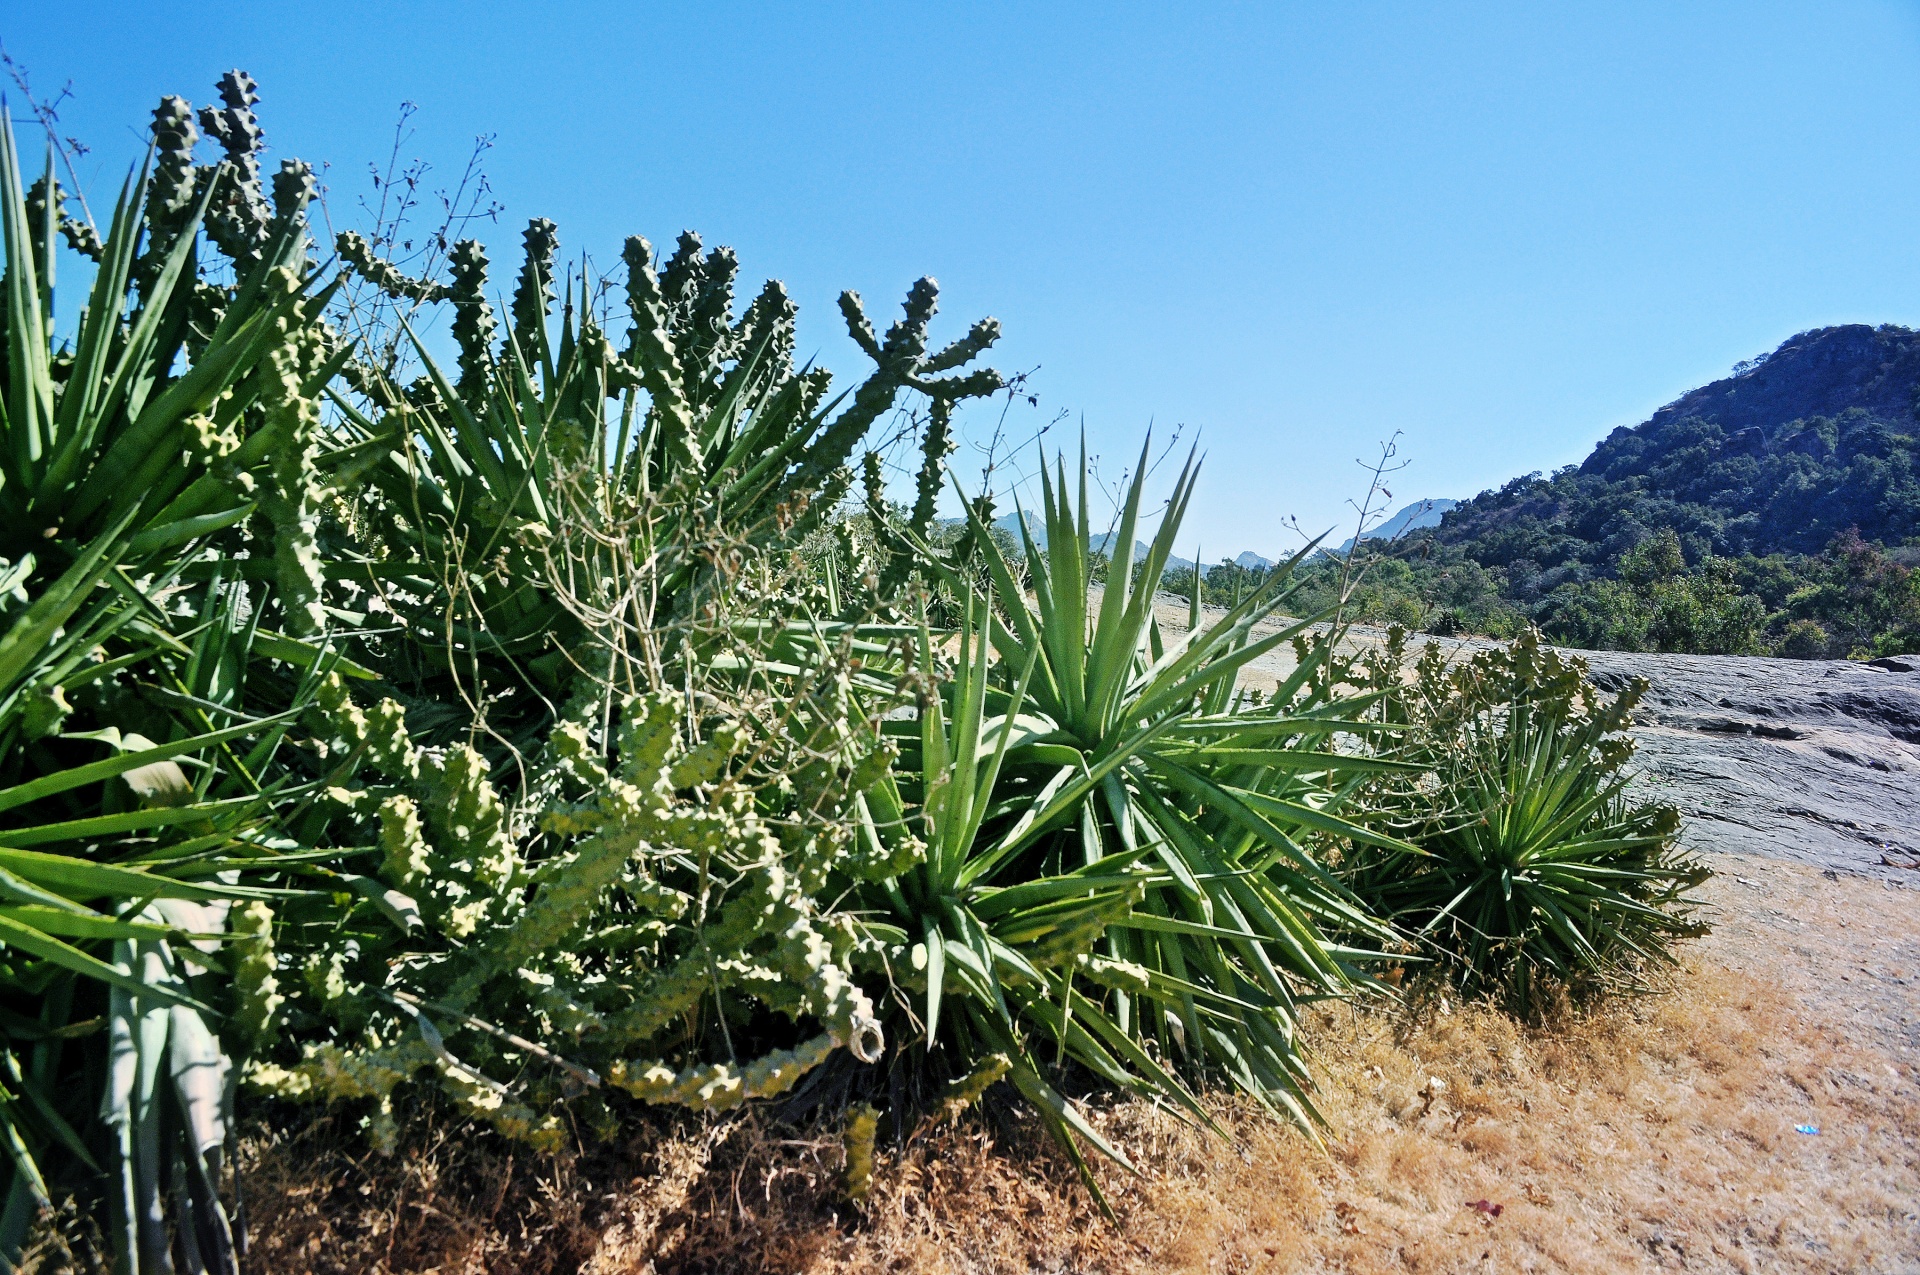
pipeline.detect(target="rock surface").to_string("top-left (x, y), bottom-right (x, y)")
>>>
top-left (1578, 649), bottom-right (1920, 882)
top-left (1144, 589), bottom-right (1920, 883)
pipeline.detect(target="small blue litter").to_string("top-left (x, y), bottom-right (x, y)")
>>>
top-left (1795, 1124), bottom-right (1820, 1135)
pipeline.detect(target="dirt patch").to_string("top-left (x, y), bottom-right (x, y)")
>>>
top-left (224, 853), bottom-right (1919, 1274)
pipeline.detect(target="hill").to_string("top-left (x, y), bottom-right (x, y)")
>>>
top-left (1342, 325), bottom-right (1920, 658)
top-left (1433, 324), bottom-right (1920, 571)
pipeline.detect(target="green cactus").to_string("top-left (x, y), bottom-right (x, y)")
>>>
top-left (256, 308), bottom-right (331, 635)
top-left (656, 230), bottom-right (706, 320)
top-left (619, 234), bottom-right (700, 472)
top-left (934, 1052), bottom-right (1011, 1123)
top-left (509, 217), bottom-right (560, 354)
top-left (257, 679), bottom-right (890, 1145)
top-left (200, 70), bottom-right (274, 267)
top-left (448, 238), bottom-right (497, 400)
top-left (231, 902), bottom-right (284, 1051)
top-left (134, 95), bottom-right (199, 294)
top-left (377, 796), bottom-right (431, 890)
top-left (336, 230), bottom-right (451, 303)
top-left (841, 1103), bottom-right (880, 1202)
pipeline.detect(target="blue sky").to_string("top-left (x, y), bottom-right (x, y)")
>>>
top-left (7, 3), bottom-right (1920, 559)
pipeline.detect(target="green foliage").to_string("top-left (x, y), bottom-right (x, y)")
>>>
top-left (0, 68), bottom-right (1717, 1257)
top-left (0, 86), bottom-right (353, 1272)
top-left (1155, 550), bottom-right (1525, 641)
top-left (1369, 327), bottom-right (1920, 657)
top-left (1533, 530), bottom-right (1769, 655)
top-left (1329, 520), bottom-right (1920, 659)
top-left (1776, 528), bottom-right (1920, 658)
top-left (839, 441), bottom-right (1413, 1208)
top-left (248, 673), bottom-right (889, 1150)
top-left (1346, 631), bottom-right (1708, 1019)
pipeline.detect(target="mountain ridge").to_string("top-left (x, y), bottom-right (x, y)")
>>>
top-left (1341, 322), bottom-right (1920, 658)
top-left (1427, 322), bottom-right (1920, 573)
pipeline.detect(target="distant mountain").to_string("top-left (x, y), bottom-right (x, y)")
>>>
top-left (1334, 499), bottom-right (1459, 555)
top-left (988, 515), bottom-right (1273, 576)
top-left (991, 509), bottom-right (1045, 548)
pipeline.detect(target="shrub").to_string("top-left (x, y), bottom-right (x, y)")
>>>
top-left (1777, 618), bottom-right (1830, 659)
top-left (1345, 631), bottom-right (1709, 1019)
top-left (836, 441), bottom-right (1412, 1207)
top-left (0, 83), bottom-right (350, 1271)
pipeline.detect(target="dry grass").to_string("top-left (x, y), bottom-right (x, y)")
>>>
top-left (228, 927), bottom-right (1919, 1274)
top-left (1111, 960), bottom-right (1918, 1273)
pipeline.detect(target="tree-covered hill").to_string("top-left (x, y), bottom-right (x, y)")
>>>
top-left (1439, 323), bottom-right (1920, 567)
top-left (1321, 325), bottom-right (1920, 658)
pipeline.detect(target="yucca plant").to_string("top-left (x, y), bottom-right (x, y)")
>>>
top-left (945, 443), bottom-right (1412, 1111)
top-left (1345, 632), bottom-right (1707, 1018)
top-left (793, 444), bottom-right (1416, 1206)
top-left (0, 100), bottom-right (344, 637)
top-left (846, 593), bottom-right (1190, 1206)
top-left (0, 518), bottom-right (345, 1274)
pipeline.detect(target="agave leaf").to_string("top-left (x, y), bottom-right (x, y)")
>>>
top-left (0, 915), bottom-right (212, 1013)
top-left (0, 712), bottom-right (294, 817)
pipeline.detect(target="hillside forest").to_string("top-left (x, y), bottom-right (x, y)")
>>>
top-left (1170, 324), bottom-right (1920, 659)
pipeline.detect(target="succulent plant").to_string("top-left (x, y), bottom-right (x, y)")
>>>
top-left (248, 679), bottom-right (889, 1144)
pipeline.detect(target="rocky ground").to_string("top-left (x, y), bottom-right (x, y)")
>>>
top-left (1582, 649), bottom-right (1920, 886)
top-left (1157, 594), bottom-right (1920, 885)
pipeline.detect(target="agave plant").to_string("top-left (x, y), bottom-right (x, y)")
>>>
top-left (0, 519), bottom-right (347, 1274)
top-left (819, 593), bottom-right (1197, 1204)
top-left (947, 443), bottom-right (1412, 1110)
top-left (790, 445), bottom-right (1416, 1207)
top-left (0, 82), bottom-right (359, 1273)
top-left (1345, 632), bottom-right (1707, 1017)
top-left (0, 102), bottom-right (342, 636)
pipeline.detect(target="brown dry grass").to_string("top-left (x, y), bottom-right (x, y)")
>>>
top-left (217, 856), bottom-right (1919, 1274)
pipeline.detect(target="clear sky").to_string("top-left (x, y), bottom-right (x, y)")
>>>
top-left (7, 3), bottom-right (1920, 559)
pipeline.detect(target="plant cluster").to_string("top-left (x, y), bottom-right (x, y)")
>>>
top-left (1343, 629), bottom-right (1706, 1019)
top-left (0, 75), bottom-right (1709, 1272)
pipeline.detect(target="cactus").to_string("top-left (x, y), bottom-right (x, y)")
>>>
top-left (509, 217), bottom-right (560, 355)
top-left (909, 397), bottom-right (954, 539)
top-left (934, 1052), bottom-right (1011, 1123)
top-left (619, 234), bottom-right (700, 471)
top-left (449, 238), bottom-right (497, 400)
top-left (841, 1103), bottom-right (880, 1201)
top-left (134, 95), bottom-right (199, 294)
top-left (200, 70), bottom-right (275, 267)
top-left (336, 230), bottom-right (451, 303)
top-left (232, 902), bottom-right (284, 1051)
top-left (253, 679), bottom-right (889, 1145)
top-left (255, 301), bottom-right (331, 635)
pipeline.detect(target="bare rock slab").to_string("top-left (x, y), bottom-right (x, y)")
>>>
top-left (1578, 650), bottom-right (1920, 882)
